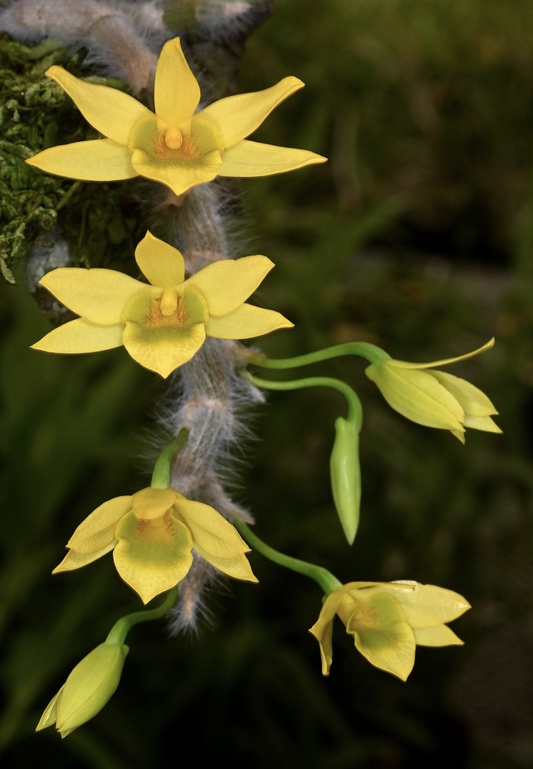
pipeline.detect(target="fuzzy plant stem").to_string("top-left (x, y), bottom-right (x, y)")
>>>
top-left (159, 183), bottom-right (265, 523)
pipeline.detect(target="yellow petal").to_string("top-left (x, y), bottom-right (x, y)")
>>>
top-left (451, 428), bottom-right (466, 444)
top-left (206, 302), bottom-right (293, 340)
top-left (154, 38), bottom-right (200, 128)
top-left (135, 232), bottom-right (185, 288)
top-left (365, 364), bottom-right (465, 432)
top-left (114, 510), bottom-right (193, 603)
top-left (130, 147), bottom-right (220, 196)
top-left (131, 487), bottom-right (177, 519)
top-left (186, 255), bottom-right (274, 316)
top-left (391, 339), bottom-right (495, 370)
top-left (173, 496), bottom-right (250, 559)
top-left (377, 583), bottom-right (471, 627)
top-left (463, 414), bottom-right (502, 433)
top-left (32, 318), bottom-right (124, 354)
top-left (413, 625), bottom-right (464, 646)
top-left (309, 591), bottom-right (348, 676)
top-left (36, 686), bottom-right (63, 731)
top-left (46, 65), bottom-right (151, 145)
top-left (193, 546), bottom-right (258, 582)
top-left (347, 593), bottom-right (416, 681)
top-left (220, 139), bottom-right (327, 177)
top-left (199, 76), bottom-right (304, 148)
top-left (309, 617), bottom-right (334, 676)
top-left (53, 543), bottom-right (116, 573)
top-left (121, 288), bottom-right (208, 377)
top-left (427, 371), bottom-right (498, 417)
top-left (26, 139), bottom-right (137, 182)
top-left (66, 496), bottom-right (133, 553)
top-left (39, 268), bottom-right (144, 325)
top-left (171, 495), bottom-right (257, 581)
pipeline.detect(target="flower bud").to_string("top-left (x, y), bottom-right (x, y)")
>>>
top-left (36, 642), bottom-right (129, 738)
top-left (365, 339), bottom-right (501, 442)
top-left (330, 416), bottom-right (361, 545)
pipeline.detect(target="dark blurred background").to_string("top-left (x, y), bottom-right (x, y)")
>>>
top-left (2, 0), bottom-right (533, 766)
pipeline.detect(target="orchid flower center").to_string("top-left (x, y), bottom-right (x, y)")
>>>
top-left (131, 487), bottom-right (177, 520)
top-left (164, 126), bottom-right (183, 149)
top-left (129, 113), bottom-right (224, 167)
top-left (122, 285), bottom-right (209, 337)
top-left (160, 288), bottom-right (179, 316)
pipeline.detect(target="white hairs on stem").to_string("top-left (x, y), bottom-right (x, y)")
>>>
top-left (0, 0), bottom-right (169, 93)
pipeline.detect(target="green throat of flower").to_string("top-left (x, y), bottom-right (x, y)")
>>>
top-left (121, 287), bottom-right (209, 377)
top-left (129, 113), bottom-right (224, 171)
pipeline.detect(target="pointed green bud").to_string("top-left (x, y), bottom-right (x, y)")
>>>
top-left (330, 416), bottom-right (361, 545)
top-left (36, 642), bottom-right (129, 738)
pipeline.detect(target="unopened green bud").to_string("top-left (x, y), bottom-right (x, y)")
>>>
top-left (36, 642), bottom-right (129, 738)
top-left (330, 416), bottom-right (361, 545)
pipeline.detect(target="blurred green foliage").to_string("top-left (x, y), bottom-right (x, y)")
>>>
top-left (2, 0), bottom-right (533, 767)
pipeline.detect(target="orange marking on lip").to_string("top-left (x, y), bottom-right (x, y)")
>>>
top-left (143, 298), bottom-right (189, 328)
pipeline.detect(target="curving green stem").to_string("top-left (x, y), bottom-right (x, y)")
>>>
top-left (247, 341), bottom-right (391, 369)
top-left (105, 584), bottom-right (180, 646)
top-left (151, 427), bottom-right (189, 489)
top-left (235, 521), bottom-right (342, 595)
top-left (242, 371), bottom-right (363, 430)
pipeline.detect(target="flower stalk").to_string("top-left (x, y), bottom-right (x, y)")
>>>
top-left (241, 371), bottom-right (362, 428)
top-left (37, 586), bottom-right (180, 737)
top-left (105, 584), bottom-right (181, 645)
top-left (235, 521), bottom-right (342, 595)
top-left (246, 341), bottom-right (391, 369)
top-left (151, 428), bottom-right (190, 489)
top-left (242, 370), bottom-right (363, 543)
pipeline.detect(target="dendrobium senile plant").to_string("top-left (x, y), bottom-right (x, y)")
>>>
top-left (32, 231), bottom-right (292, 377)
top-left (26, 37), bottom-right (326, 196)
top-left (21, 6), bottom-right (501, 742)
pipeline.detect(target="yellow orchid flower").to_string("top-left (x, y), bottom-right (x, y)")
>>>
top-left (36, 642), bottom-right (128, 738)
top-left (309, 581), bottom-right (470, 680)
top-left (365, 339), bottom-right (501, 442)
top-left (53, 486), bottom-right (258, 604)
top-left (26, 37), bottom-right (326, 195)
top-left (31, 231), bottom-right (292, 377)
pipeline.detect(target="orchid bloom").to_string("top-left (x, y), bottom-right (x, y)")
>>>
top-left (26, 37), bottom-right (326, 196)
top-left (309, 581), bottom-right (470, 680)
top-left (365, 339), bottom-right (501, 442)
top-left (53, 486), bottom-right (257, 604)
top-left (32, 231), bottom-right (292, 377)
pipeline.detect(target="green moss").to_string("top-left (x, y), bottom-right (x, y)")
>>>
top-left (0, 34), bottom-right (143, 285)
